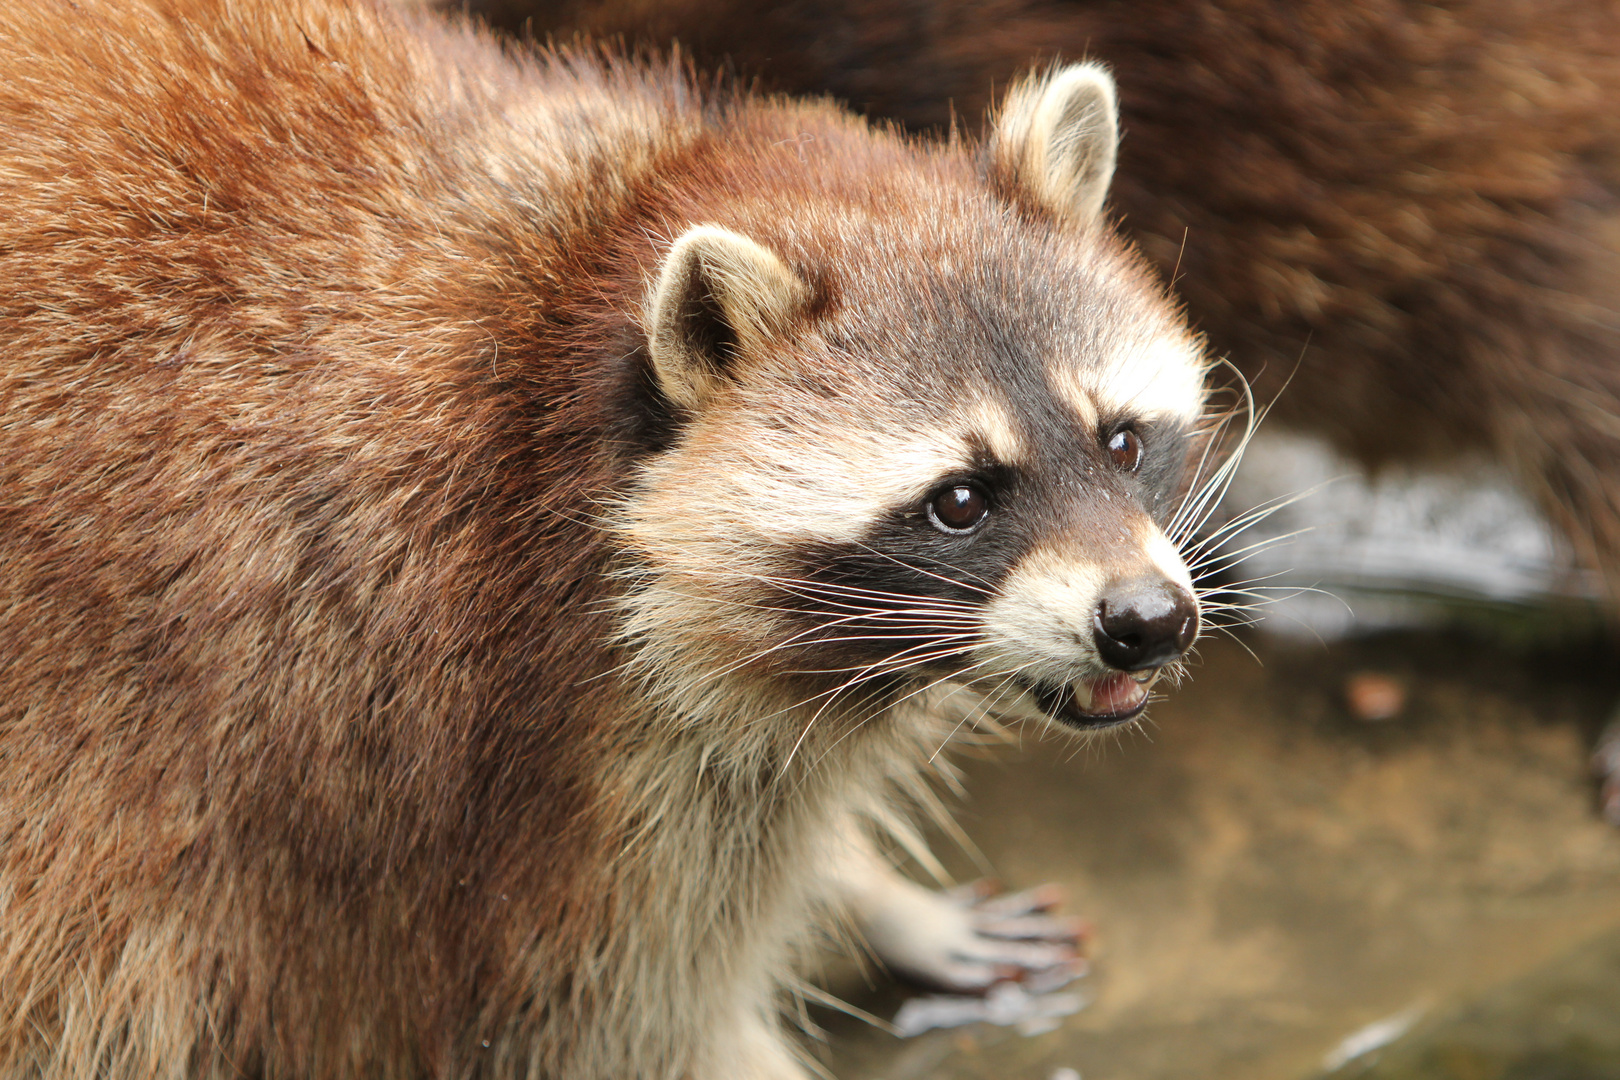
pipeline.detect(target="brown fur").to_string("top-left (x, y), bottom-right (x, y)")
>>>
top-left (475, 0), bottom-right (1620, 595)
top-left (0, 2), bottom-right (1204, 1075)
top-left (0, 3), bottom-right (643, 1072)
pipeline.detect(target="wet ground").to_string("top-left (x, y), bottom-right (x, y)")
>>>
top-left (813, 627), bottom-right (1620, 1080)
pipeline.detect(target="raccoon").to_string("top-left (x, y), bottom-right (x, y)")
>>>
top-left (0, 1), bottom-right (1208, 1076)
top-left (478, 0), bottom-right (1620, 600)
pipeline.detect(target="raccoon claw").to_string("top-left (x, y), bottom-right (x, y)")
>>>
top-left (864, 878), bottom-right (1088, 995)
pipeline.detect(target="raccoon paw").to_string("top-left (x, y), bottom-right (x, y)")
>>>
top-left (859, 877), bottom-right (1088, 995)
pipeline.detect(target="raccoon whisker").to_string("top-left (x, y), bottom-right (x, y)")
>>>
top-left (644, 571), bottom-right (985, 623)
top-left (765, 611), bottom-right (983, 648)
top-left (1184, 528), bottom-right (1314, 579)
top-left (1234, 599), bottom-right (1344, 644)
top-left (835, 543), bottom-right (998, 595)
top-left (1167, 358), bottom-right (1267, 546)
top-left (1179, 476), bottom-right (1339, 565)
top-left (805, 655), bottom-right (1032, 776)
top-left (807, 658), bottom-right (1010, 759)
top-left (1199, 602), bottom-right (1283, 620)
top-left (642, 570), bottom-right (986, 630)
top-left (812, 658), bottom-right (1026, 772)
top-left (763, 576), bottom-right (985, 610)
top-left (956, 661), bottom-right (1052, 741)
top-left (809, 637), bottom-right (994, 685)
top-left (1187, 554), bottom-right (1303, 594)
top-left (1198, 602), bottom-right (1285, 622)
top-left (771, 632), bottom-right (1008, 752)
top-left (619, 588), bottom-right (920, 622)
top-left (779, 646), bottom-right (994, 680)
top-left (1199, 581), bottom-right (1321, 606)
top-left (1194, 563), bottom-right (1332, 656)
top-left (1165, 408), bottom-right (1246, 546)
top-left (1180, 496), bottom-right (1303, 561)
top-left (1170, 439), bottom-right (1257, 551)
top-left (743, 634), bottom-right (994, 726)
top-left (1167, 660), bottom-right (1192, 685)
top-left (802, 591), bottom-right (988, 618)
top-left (1165, 404), bottom-right (1245, 544)
top-left (1194, 621), bottom-right (1266, 662)
top-left (1197, 581), bottom-right (1299, 606)
top-left (696, 564), bottom-right (985, 605)
top-left (675, 591), bottom-right (981, 627)
top-left (1219, 584), bottom-right (1339, 606)
top-left (1184, 513), bottom-right (1320, 568)
top-left (657, 566), bottom-right (984, 613)
top-left (777, 633), bottom-right (989, 672)
top-left (1198, 567), bottom-right (1299, 590)
top-left (1178, 411), bottom-right (1293, 551)
top-left (795, 617), bottom-right (983, 634)
top-left (760, 571), bottom-right (983, 601)
top-left (603, 592), bottom-right (980, 690)
top-left (1193, 587), bottom-right (1296, 611)
top-left (764, 592), bottom-right (983, 621)
top-left (875, 550), bottom-right (999, 592)
top-left (687, 620), bottom-right (983, 690)
top-left (927, 662), bottom-right (1045, 763)
top-left (1200, 584), bottom-right (1349, 624)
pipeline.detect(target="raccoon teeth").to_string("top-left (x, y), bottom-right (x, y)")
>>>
top-left (1083, 673), bottom-right (1148, 714)
top-left (1031, 673), bottom-right (1151, 730)
top-left (1129, 667), bottom-right (1163, 687)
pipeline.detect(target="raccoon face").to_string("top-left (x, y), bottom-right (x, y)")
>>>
top-left (615, 64), bottom-right (1208, 738)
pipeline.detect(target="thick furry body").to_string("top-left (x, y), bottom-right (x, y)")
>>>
top-left (480, 0), bottom-right (1620, 594)
top-left (0, 2), bottom-right (1205, 1076)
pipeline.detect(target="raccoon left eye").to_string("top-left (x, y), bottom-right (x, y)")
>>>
top-left (1107, 427), bottom-right (1142, 472)
top-left (927, 485), bottom-right (989, 533)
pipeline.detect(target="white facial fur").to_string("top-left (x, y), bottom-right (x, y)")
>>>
top-left (1052, 333), bottom-right (1208, 430)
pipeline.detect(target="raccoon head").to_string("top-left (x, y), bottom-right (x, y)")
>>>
top-left (615, 64), bottom-right (1209, 748)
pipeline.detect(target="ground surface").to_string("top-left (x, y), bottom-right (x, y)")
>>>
top-left (815, 629), bottom-right (1620, 1080)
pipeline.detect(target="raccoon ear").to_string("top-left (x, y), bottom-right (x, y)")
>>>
top-left (646, 225), bottom-right (811, 412)
top-left (990, 62), bottom-right (1120, 227)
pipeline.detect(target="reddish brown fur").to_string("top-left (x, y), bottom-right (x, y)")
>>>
top-left (477, 0), bottom-right (1620, 593)
top-left (0, 3), bottom-right (634, 1071)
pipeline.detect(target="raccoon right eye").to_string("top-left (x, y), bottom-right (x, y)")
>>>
top-left (1106, 427), bottom-right (1143, 472)
top-left (927, 485), bottom-right (989, 533)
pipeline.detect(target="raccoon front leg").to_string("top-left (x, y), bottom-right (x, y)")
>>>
top-left (828, 827), bottom-right (1086, 994)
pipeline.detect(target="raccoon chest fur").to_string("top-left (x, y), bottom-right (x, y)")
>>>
top-left (0, 1), bottom-right (1209, 1076)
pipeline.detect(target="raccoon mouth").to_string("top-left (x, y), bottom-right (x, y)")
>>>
top-left (1033, 669), bottom-right (1161, 730)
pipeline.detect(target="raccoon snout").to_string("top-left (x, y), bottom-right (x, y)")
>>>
top-left (1091, 579), bottom-right (1198, 671)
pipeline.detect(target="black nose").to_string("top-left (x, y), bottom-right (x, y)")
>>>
top-left (1092, 578), bottom-right (1199, 671)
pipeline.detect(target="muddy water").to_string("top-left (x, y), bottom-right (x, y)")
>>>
top-left (816, 630), bottom-right (1620, 1080)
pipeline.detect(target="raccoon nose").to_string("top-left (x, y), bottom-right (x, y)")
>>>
top-left (1092, 579), bottom-right (1199, 671)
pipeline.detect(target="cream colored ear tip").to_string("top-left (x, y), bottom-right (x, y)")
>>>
top-left (1043, 62), bottom-right (1118, 117)
top-left (660, 224), bottom-right (798, 293)
top-left (667, 223), bottom-right (756, 259)
top-left (646, 221), bottom-right (809, 410)
top-left (657, 225), bottom-right (751, 291)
